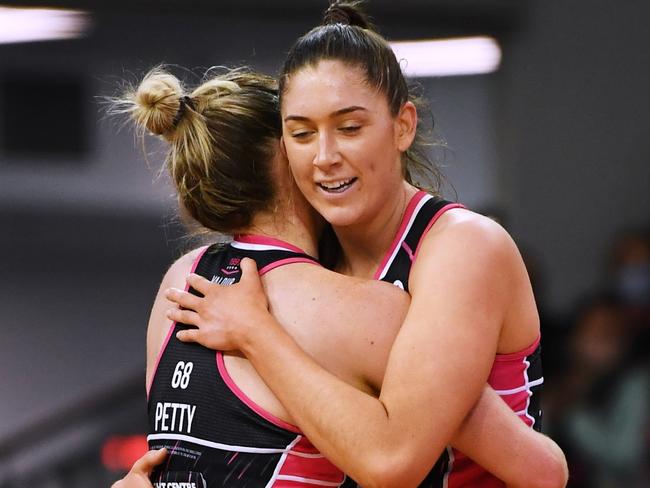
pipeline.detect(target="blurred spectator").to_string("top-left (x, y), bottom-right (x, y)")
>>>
top-left (607, 228), bottom-right (650, 330)
top-left (545, 287), bottom-right (649, 485)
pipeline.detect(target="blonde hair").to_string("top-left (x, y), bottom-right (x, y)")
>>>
top-left (114, 66), bottom-right (281, 233)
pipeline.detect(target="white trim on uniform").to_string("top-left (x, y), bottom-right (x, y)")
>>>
top-left (442, 445), bottom-right (455, 488)
top-left (230, 241), bottom-right (296, 253)
top-left (264, 436), bottom-right (303, 488)
top-left (377, 193), bottom-right (433, 280)
top-left (494, 376), bottom-right (544, 396)
top-left (522, 359), bottom-right (536, 427)
top-left (276, 474), bottom-right (344, 486)
top-left (148, 433), bottom-right (293, 455)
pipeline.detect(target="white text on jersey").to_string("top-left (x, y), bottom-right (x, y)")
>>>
top-left (154, 402), bottom-right (197, 434)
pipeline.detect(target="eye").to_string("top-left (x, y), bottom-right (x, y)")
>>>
top-left (291, 130), bottom-right (314, 140)
top-left (339, 125), bottom-right (361, 134)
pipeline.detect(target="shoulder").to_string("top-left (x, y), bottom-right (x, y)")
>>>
top-left (418, 208), bottom-right (519, 270)
top-left (146, 246), bottom-right (210, 382)
top-left (353, 277), bottom-right (411, 309)
top-left (307, 272), bottom-right (410, 352)
top-left (267, 262), bottom-right (409, 313)
top-left (161, 245), bottom-right (209, 290)
top-left (426, 207), bottom-right (513, 250)
top-left (328, 273), bottom-right (410, 322)
top-left (265, 264), bottom-right (409, 392)
top-left (411, 208), bottom-right (522, 300)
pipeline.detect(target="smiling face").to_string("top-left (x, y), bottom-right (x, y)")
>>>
top-left (281, 60), bottom-right (416, 230)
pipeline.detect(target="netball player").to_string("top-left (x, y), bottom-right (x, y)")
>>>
top-left (112, 64), bottom-right (565, 486)
top-left (164, 2), bottom-right (569, 487)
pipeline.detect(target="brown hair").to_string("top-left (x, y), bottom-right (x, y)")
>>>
top-left (279, 1), bottom-right (443, 192)
top-left (114, 67), bottom-right (281, 234)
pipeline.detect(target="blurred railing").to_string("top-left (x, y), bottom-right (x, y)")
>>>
top-left (0, 371), bottom-right (147, 488)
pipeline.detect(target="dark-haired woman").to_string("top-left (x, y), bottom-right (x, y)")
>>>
top-left (166, 2), bottom-right (569, 487)
top-left (112, 64), bottom-right (565, 487)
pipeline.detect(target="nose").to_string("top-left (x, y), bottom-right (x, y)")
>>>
top-left (314, 131), bottom-right (341, 170)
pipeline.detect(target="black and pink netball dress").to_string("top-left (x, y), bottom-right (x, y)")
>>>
top-left (147, 235), bottom-right (350, 488)
top-left (374, 191), bottom-right (543, 488)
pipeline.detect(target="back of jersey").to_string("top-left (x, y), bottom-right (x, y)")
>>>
top-left (147, 237), bottom-right (347, 488)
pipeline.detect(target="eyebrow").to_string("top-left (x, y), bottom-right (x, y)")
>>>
top-left (284, 105), bottom-right (368, 122)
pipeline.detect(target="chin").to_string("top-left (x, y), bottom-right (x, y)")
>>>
top-left (318, 207), bottom-right (363, 229)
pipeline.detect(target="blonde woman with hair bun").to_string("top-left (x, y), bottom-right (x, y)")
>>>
top-left (112, 64), bottom-right (565, 488)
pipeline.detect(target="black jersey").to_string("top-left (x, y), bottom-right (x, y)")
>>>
top-left (373, 191), bottom-right (543, 488)
top-left (147, 235), bottom-right (349, 487)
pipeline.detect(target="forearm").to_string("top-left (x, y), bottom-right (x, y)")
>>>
top-left (451, 387), bottom-right (568, 488)
top-left (240, 317), bottom-right (424, 487)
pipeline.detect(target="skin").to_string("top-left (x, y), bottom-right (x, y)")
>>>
top-left (111, 449), bottom-right (167, 488)
top-left (116, 151), bottom-right (412, 487)
top-left (167, 61), bottom-right (567, 487)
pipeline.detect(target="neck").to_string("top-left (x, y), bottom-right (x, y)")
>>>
top-left (238, 146), bottom-right (322, 257)
top-left (335, 182), bottom-right (418, 278)
top-left (242, 204), bottom-right (320, 257)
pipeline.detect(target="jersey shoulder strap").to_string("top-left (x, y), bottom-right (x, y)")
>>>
top-left (193, 240), bottom-right (319, 286)
top-left (376, 193), bottom-right (465, 291)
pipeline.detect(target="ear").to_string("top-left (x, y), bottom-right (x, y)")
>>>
top-left (279, 136), bottom-right (288, 158)
top-left (394, 101), bottom-right (417, 152)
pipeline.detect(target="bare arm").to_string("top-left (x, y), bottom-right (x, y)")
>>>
top-left (169, 220), bottom-right (567, 487)
top-left (455, 386), bottom-right (568, 488)
top-left (145, 247), bottom-right (206, 391)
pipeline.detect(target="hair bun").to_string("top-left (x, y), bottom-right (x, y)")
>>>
top-left (323, 1), bottom-right (371, 29)
top-left (133, 69), bottom-right (185, 137)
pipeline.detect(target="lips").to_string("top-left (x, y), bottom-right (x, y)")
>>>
top-left (317, 177), bottom-right (358, 193)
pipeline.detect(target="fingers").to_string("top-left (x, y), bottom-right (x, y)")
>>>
top-left (165, 288), bottom-right (202, 310)
top-left (186, 273), bottom-right (213, 294)
top-left (131, 448), bottom-right (167, 474)
top-left (239, 258), bottom-right (262, 288)
top-left (176, 328), bottom-right (200, 343)
top-left (240, 257), bottom-right (259, 275)
top-left (166, 308), bottom-right (201, 326)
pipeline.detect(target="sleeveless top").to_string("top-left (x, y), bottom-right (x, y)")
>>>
top-left (147, 235), bottom-right (349, 487)
top-left (374, 191), bottom-right (543, 488)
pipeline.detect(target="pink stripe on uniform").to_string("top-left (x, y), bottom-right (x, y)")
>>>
top-left (373, 191), bottom-right (429, 280)
top-left (259, 257), bottom-right (319, 276)
top-left (446, 337), bottom-right (542, 487)
top-left (412, 202), bottom-right (465, 260)
top-left (489, 337), bottom-right (541, 420)
top-left (401, 241), bottom-right (415, 262)
top-left (233, 234), bottom-right (308, 254)
top-left (494, 335), bottom-right (541, 362)
top-left (216, 352), bottom-right (302, 434)
top-left (278, 436), bottom-right (345, 485)
top-left (147, 245), bottom-right (210, 399)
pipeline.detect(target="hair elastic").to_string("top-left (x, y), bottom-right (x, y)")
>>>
top-left (172, 95), bottom-right (195, 127)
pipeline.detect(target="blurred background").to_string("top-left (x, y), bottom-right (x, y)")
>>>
top-left (0, 0), bottom-right (648, 486)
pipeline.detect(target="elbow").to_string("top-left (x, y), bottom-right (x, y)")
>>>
top-left (505, 437), bottom-right (568, 488)
top-left (547, 448), bottom-right (569, 488)
top-left (528, 467), bottom-right (568, 488)
top-left (526, 441), bottom-right (569, 488)
top-left (352, 451), bottom-right (426, 488)
top-left (542, 439), bottom-right (569, 488)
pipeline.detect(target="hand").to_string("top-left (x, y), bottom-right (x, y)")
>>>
top-left (111, 448), bottom-right (166, 488)
top-left (165, 258), bottom-right (272, 351)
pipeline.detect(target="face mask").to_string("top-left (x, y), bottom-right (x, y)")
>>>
top-left (615, 263), bottom-right (650, 306)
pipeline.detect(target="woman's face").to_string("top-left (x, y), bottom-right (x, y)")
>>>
top-left (281, 60), bottom-right (414, 229)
